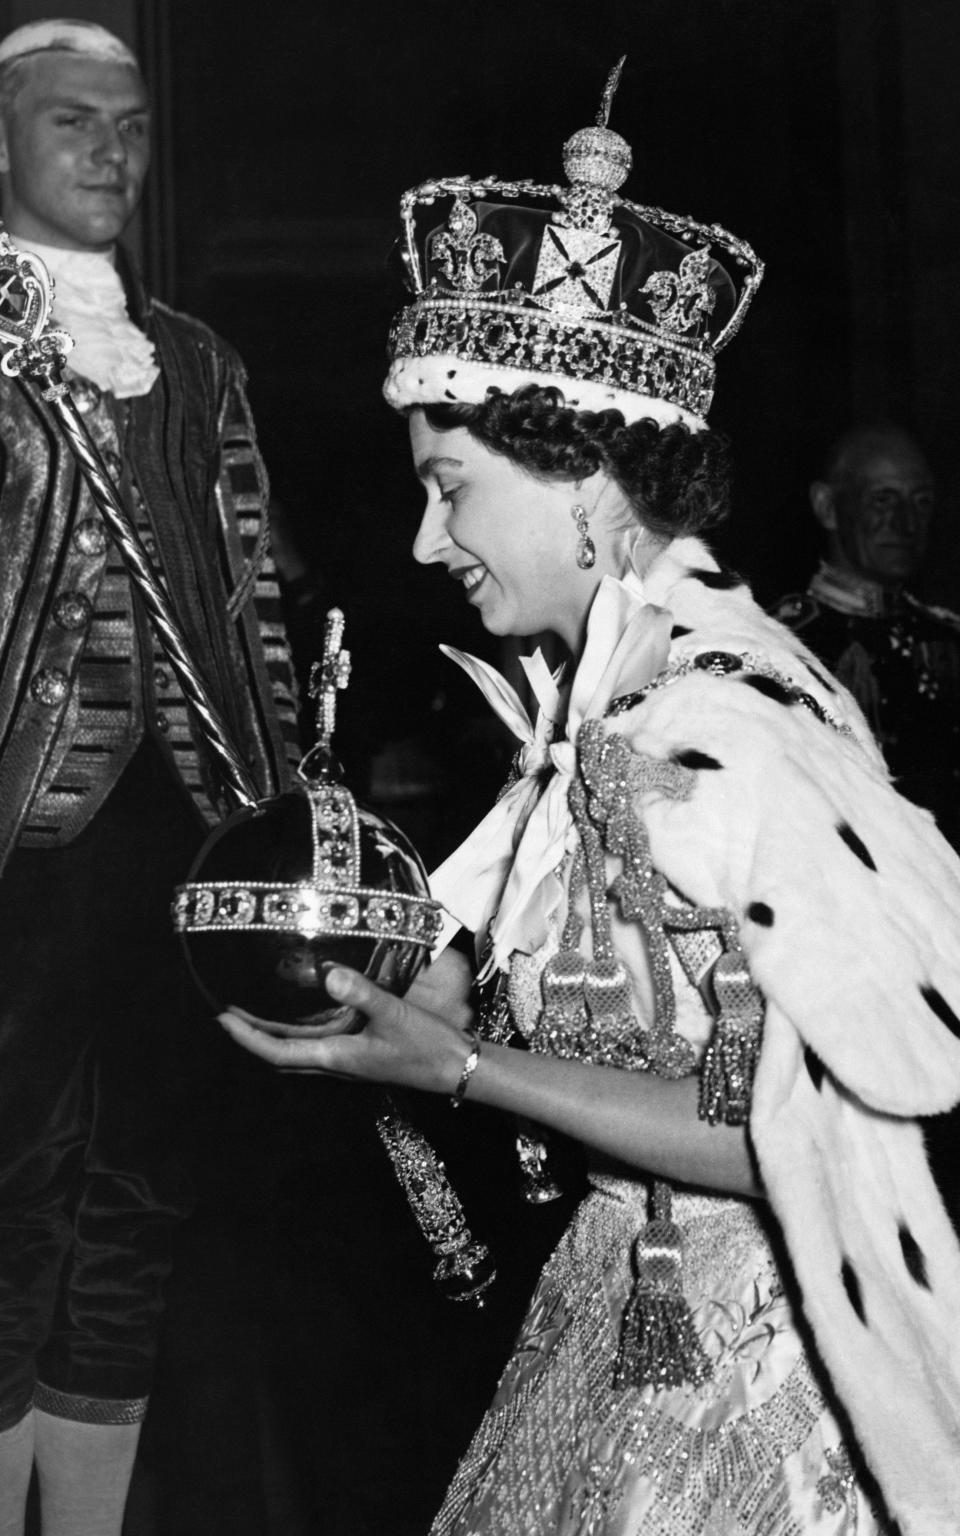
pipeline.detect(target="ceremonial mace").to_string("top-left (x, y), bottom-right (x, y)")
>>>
top-left (0, 232), bottom-right (494, 1303)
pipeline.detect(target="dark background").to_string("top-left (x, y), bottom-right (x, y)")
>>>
top-left (157, 0), bottom-right (960, 843)
top-left (162, 0), bottom-right (850, 805)
top-left (8, 0), bottom-right (960, 838)
top-left (4, 1), bottom-right (960, 1532)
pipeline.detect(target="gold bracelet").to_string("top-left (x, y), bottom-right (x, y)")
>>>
top-left (450, 1034), bottom-right (481, 1108)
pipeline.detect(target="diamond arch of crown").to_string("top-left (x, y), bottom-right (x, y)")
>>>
top-left (397, 176), bottom-right (765, 355)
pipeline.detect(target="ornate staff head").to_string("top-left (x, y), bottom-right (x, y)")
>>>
top-left (0, 231), bottom-right (73, 395)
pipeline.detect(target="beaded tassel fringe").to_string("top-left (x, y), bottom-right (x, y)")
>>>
top-left (698, 949), bottom-right (763, 1127)
top-left (614, 1180), bottom-right (713, 1391)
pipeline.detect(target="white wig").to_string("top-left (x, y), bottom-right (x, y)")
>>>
top-left (0, 19), bottom-right (138, 72)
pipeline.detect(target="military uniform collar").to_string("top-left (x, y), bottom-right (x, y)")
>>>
top-left (809, 561), bottom-right (906, 618)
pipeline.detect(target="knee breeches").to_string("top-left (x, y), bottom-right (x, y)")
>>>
top-left (0, 742), bottom-right (208, 1427)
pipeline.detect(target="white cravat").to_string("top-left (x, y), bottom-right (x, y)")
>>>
top-left (16, 239), bottom-right (159, 398)
top-left (430, 572), bottom-right (673, 974)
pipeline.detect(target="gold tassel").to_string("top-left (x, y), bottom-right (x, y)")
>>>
top-left (537, 948), bottom-right (588, 1058)
top-left (614, 1181), bottom-right (712, 1391)
top-left (533, 845), bottom-right (589, 1060)
top-left (698, 949), bottom-right (763, 1126)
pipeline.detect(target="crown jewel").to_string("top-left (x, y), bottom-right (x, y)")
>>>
top-left (384, 62), bottom-right (763, 428)
top-left (173, 610), bottom-right (442, 1029)
top-left (560, 56), bottom-right (633, 213)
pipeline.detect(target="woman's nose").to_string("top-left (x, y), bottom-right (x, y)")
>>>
top-left (412, 502), bottom-right (450, 565)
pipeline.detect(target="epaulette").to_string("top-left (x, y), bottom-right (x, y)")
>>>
top-left (903, 590), bottom-right (960, 634)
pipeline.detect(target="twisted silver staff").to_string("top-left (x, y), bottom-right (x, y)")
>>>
top-left (0, 231), bottom-right (258, 809)
top-left (0, 231), bottom-right (494, 1304)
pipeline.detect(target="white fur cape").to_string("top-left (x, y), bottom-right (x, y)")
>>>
top-left (613, 537), bottom-right (960, 1534)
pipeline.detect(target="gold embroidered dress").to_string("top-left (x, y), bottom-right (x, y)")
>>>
top-left (431, 989), bottom-right (872, 1535)
top-left (427, 537), bottom-right (960, 1536)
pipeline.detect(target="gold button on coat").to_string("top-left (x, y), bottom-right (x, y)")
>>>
top-left (52, 592), bottom-right (93, 631)
top-left (30, 668), bottom-right (70, 706)
top-left (73, 518), bottom-right (108, 556)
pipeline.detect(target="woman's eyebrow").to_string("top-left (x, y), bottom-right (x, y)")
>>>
top-left (416, 454), bottom-right (464, 480)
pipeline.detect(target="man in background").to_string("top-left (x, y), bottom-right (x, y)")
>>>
top-left (0, 20), bottom-right (298, 1534)
top-left (774, 422), bottom-right (960, 849)
top-left (775, 423), bottom-right (960, 1232)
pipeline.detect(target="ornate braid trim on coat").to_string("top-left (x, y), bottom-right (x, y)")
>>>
top-left (0, 280), bottom-right (300, 874)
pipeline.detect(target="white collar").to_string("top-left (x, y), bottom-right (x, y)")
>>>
top-left (13, 237), bottom-right (159, 398)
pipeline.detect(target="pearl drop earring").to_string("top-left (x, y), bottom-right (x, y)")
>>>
top-left (571, 503), bottom-right (596, 569)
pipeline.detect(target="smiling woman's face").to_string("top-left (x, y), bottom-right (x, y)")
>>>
top-left (408, 410), bottom-right (613, 649)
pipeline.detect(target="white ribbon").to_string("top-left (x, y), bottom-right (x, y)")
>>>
top-left (429, 572), bottom-right (673, 974)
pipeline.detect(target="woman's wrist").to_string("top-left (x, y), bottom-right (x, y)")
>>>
top-left (449, 1032), bottom-right (481, 1107)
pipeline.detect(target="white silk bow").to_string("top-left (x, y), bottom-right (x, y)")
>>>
top-left (429, 572), bottom-right (673, 975)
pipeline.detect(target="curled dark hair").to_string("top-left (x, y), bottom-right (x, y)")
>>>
top-left (420, 384), bottom-right (731, 539)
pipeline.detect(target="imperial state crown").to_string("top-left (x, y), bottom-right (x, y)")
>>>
top-left (384, 59), bottom-right (763, 429)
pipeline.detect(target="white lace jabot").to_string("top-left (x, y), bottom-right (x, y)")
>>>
top-left (16, 239), bottom-right (159, 399)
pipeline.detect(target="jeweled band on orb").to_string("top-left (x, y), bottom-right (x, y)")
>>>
top-left (173, 879), bottom-right (443, 947)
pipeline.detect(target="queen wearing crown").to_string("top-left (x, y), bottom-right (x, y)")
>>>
top-left (224, 65), bottom-right (960, 1535)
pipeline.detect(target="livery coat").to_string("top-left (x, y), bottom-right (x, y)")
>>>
top-left (0, 262), bottom-right (299, 872)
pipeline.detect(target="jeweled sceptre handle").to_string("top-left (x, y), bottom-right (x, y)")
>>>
top-left (377, 1100), bottom-right (496, 1300)
top-left (0, 233), bottom-right (494, 1305)
top-left (0, 229), bottom-right (258, 810)
top-left (305, 617), bottom-right (495, 1303)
